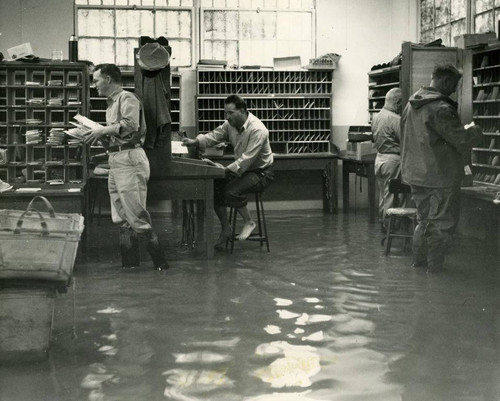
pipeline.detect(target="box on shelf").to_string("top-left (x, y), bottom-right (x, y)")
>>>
top-left (345, 140), bottom-right (376, 160)
top-left (454, 33), bottom-right (496, 49)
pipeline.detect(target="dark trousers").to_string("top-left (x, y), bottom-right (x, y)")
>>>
top-left (411, 185), bottom-right (461, 270)
top-left (214, 168), bottom-right (274, 208)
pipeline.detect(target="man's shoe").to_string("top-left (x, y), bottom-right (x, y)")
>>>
top-left (0, 180), bottom-right (13, 193)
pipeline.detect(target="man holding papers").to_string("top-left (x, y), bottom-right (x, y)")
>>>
top-left (85, 64), bottom-right (168, 271)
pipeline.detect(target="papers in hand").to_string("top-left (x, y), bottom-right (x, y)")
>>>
top-left (171, 141), bottom-right (188, 155)
top-left (64, 114), bottom-right (103, 142)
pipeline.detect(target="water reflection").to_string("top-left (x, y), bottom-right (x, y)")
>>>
top-left (2, 211), bottom-right (498, 401)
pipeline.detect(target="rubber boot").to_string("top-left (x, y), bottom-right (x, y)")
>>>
top-left (411, 222), bottom-right (428, 268)
top-left (120, 226), bottom-right (140, 269)
top-left (143, 230), bottom-right (169, 271)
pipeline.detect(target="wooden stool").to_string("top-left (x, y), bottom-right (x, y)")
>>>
top-left (226, 191), bottom-right (270, 253)
top-left (384, 178), bottom-right (416, 256)
top-left (384, 207), bottom-right (417, 256)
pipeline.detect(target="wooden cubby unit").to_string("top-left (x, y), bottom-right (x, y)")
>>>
top-left (196, 69), bottom-right (333, 155)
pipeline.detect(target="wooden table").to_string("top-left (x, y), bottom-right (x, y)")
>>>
top-left (338, 154), bottom-right (377, 223)
top-left (210, 153), bottom-right (339, 214)
top-left (461, 186), bottom-right (499, 252)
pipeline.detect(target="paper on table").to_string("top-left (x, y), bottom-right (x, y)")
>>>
top-left (16, 188), bottom-right (41, 192)
top-left (171, 141), bottom-right (188, 154)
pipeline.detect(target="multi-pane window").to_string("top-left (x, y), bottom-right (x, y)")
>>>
top-left (420, 0), bottom-right (467, 46)
top-left (76, 0), bottom-right (193, 68)
top-left (76, 0), bottom-right (315, 69)
top-left (420, 0), bottom-right (500, 44)
top-left (473, 0), bottom-right (500, 33)
top-left (201, 0), bottom-right (315, 67)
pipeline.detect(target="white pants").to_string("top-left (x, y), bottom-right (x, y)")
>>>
top-left (374, 153), bottom-right (402, 226)
top-left (108, 147), bottom-right (152, 233)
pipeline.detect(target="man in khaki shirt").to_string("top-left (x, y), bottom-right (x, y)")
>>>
top-left (183, 95), bottom-right (274, 247)
top-left (85, 63), bottom-right (168, 270)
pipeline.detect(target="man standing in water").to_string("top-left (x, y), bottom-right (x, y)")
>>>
top-left (401, 64), bottom-right (482, 272)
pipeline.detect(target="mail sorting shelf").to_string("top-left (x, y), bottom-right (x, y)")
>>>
top-left (0, 61), bottom-right (89, 185)
top-left (471, 44), bottom-right (500, 188)
top-left (197, 69), bottom-right (333, 155)
top-left (367, 65), bottom-right (401, 123)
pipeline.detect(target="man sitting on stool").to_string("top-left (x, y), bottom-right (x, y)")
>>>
top-left (183, 95), bottom-right (274, 247)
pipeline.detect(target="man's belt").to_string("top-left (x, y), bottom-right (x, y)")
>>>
top-left (107, 143), bottom-right (140, 153)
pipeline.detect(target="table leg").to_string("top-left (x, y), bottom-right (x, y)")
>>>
top-left (342, 161), bottom-right (350, 213)
top-left (323, 160), bottom-right (338, 214)
top-left (367, 163), bottom-right (376, 223)
top-left (205, 180), bottom-right (214, 259)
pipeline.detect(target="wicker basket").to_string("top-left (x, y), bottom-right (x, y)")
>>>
top-left (0, 196), bottom-right (85, 283)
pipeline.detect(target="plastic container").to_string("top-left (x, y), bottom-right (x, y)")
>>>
top-left (0, 287), bottom-right (56, 360)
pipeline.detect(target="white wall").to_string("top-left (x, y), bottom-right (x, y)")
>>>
top-left (316, 0), bottom-right (418, 150)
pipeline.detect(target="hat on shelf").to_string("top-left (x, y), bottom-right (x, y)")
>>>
top-left (137, 42), bottom-right (170, 71)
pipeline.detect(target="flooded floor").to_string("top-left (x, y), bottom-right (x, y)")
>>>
top-left (0, 210), bottom-right (499, 401)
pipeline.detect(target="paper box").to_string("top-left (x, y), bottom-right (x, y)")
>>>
top-left (345, 141), bottom-right (376, 160)
top-left (454, 33), bottom-right (496, 49)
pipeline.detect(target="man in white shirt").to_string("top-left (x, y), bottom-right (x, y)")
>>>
top-left (183, 95), bottom-right (274, 247)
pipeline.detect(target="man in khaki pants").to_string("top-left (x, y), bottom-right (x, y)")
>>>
top-left (85, 63), bottom-right (168, 270)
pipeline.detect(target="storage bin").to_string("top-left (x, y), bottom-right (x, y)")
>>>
top-left (0, 196), bottom-right (85, 283)
top-left (0, 287), bottom-right (56, 360)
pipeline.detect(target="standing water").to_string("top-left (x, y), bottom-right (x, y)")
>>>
top-left (0, 211), bottom-right (498, 401)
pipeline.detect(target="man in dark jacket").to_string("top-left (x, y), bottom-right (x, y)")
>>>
top-left (372, 87), bottom-right (403, 230)
top-left (401, 64), bottom-right (482, 272)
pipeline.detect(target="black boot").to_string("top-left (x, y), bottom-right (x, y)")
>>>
top-left (120, 226), bottom-right (140, 269)
top-left (143, 230), bottom-right (169, 271)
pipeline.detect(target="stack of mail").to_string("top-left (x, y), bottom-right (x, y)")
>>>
top-left (47, 128), bottom-right (65, 145)
top-left (25, 129), bottom-right (43, 144)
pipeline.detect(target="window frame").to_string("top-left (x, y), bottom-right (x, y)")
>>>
top-left (199, 6), bottom-right (316, 67)
top-left (75, 3), bottom-right (195, 68)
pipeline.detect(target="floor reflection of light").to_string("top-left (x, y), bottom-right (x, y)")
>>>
top-left (253, 341), bottom-right (321, 388)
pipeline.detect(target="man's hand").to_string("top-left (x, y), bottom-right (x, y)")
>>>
top-left (84, 126), bottom-right (108, 146)
top-left (224, 167), bottom-right (236, 178)
top-left (181, 138), bottom-right (199, 147)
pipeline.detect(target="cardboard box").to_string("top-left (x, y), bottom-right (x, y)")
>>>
top-left (454, 33), bottom-right (496, 49)
top-left (345, 141), bottom-right (376, 160)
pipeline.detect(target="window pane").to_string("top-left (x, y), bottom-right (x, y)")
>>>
top-left (204, 11), bottom-right (238, 40)
top-left (475, 10), bottom-right (493, 32)
top-left (451, 0), bottom-right (466, 20)
top-left (252, 0), bottom-right (264, 7)
top-left (277, 12), bottom-right (310, 41)
top-left (435, 24), bottom-right (451, 45)
top-left (435, 0), bottom-right (450, 25)
top-left (78, 9), bottom-right (114, 37)
top-left (240, 40), bottom-right (271, 65)
top-left (451, 18), bottom-right (466, 42)
top-left (79, 38), bottom-right (115, 65)
top-left (116, 39), bottom-right (137, 67)
top-left (116, 10), bottom-right (155, 38)
top-left (168, 0), bottom-right (181, 5)
top-left (475, 0), bottom-right (493, 13)
top-left (264, 0), bottom-right (277, 7)
top-left (496, 0), bottom-right (500, 6)
top-left (420, 0), bottom-right (435, 31)
top-left (421, 29), bottom-right (435, 43)
top-left (170, 39), bottom-right (191, 66)
top-left (156, 10), bottom-right (192, 38)
top-left (180, 0), bottom-right (193, 5)
top-left (240, 11), bottom-right (275, 40)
